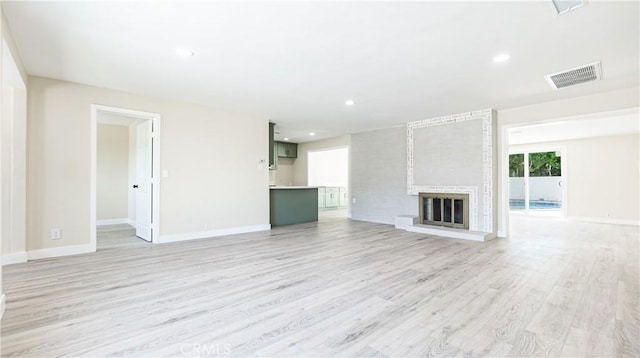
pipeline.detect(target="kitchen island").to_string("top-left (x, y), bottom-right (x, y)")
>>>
top-left (269, 186), bottom-right (318, 226)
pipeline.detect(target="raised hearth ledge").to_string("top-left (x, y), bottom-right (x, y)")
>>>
top-left (395, 215), bottom-right (496, 242)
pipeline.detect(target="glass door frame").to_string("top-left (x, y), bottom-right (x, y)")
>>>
top-left (508, 144), bottom-right (568, 217)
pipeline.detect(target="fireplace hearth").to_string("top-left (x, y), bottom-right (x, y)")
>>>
top-left (419, 193), bottom-right (469, 230)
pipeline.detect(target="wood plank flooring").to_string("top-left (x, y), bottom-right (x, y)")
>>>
top-left (1, 215), bottom-right (638, 357)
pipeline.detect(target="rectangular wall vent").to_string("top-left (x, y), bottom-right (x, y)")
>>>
top-left (545, 61), bottom-right (602, 90)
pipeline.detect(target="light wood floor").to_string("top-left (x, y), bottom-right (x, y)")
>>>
top-left (1, 216), bottom-right (638, 357)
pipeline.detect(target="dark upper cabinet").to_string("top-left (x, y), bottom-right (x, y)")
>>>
top-left (269, 123), bottom-right (277, 169)
top-left (276, 141), bottom-right (298, 158)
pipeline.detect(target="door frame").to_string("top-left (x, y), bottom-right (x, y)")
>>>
top-left (90, 104), bottom-right (161, 250)
top-left (508, 145), bottom-right (568, 217)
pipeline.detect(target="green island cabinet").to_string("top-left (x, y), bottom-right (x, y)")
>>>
top-left (270, 187), bottom-right (318, 226)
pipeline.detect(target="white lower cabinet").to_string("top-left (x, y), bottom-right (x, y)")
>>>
top-left (318, 187), bottom-right (348, 209)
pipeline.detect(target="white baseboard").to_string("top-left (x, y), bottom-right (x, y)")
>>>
top-left (2, 251), bottom-right (28, 266)
top-left (1, 294), bottom-right (5, 321)
top-left (349, 217), bottom-right (396, 226)
top-left (97, 218), bottom-right (131, 226)
top-left (156, 224), bottom-right (271, 244)
top-left (568, 216), bottom-right (640, 226)
top-left (27, 244), bottom-right (95, 260)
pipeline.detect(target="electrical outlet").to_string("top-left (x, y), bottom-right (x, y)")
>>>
top-left (204, 223), bottom-right (210, 231)
top-left (352, 197), bottom-right (356, 204)
top-left (51, 228), bottom-right (62, 240)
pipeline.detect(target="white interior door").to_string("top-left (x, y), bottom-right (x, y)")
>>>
top-left (135, 120), bottom-right (153, 241)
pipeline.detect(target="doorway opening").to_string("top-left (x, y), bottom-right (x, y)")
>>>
top-left (308, 146), bottom-right (349, 220)
top-left (500, 107), bottom-right (639, 238)
top-left (91, 105), bottom-right (160, 250)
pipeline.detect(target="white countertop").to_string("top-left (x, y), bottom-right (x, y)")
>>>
top-left (269, 186), bottom-right (318, 190)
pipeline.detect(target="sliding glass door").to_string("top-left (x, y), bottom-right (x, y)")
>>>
top-left (509, 150), bottom-right (564, 214)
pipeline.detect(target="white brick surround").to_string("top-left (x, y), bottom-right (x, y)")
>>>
top-left (406, 109), bottom-right (494, 233)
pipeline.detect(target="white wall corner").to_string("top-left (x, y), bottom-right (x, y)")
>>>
top-left (1, 294), bottom-right (6, 321)
top-left (2, 251), bottom-right (28, 266)
top-left (27, 244), bottom-right (95, 261)
top-left (155, 224), bottom-right (271, 244)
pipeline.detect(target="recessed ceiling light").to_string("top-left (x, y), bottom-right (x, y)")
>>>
top-left (345, 100), bottom-right (355, 106)
top-left (493, 53), bottom-right (510, 63)
top-left (309, 132), bottom-right (315, 136)
top-left (283, 138), bottom-right (289, 141)
top-left (176, 47), bottom-right (194, 57)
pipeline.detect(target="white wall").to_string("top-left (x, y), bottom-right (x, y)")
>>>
top-left (271, 157), bottom-right (294, 186)
top-left (97, 124), bottom-right (129, 221)
top-left (27, 76), bottom-right (270, 253)
top-left (292, 135), bottom-right (350, 186)
top-left (510, 134), bottom-right (639, 223)
top-left (351, 126), bottom-right (417, 225)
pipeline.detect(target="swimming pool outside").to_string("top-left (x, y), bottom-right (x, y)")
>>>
top-left (509, 199), bottom-right (561, 210)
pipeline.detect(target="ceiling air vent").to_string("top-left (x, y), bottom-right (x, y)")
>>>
top-left (552, 0), bottom-right (584, 15)
top-left (545, 61), bottom-right (602, 90)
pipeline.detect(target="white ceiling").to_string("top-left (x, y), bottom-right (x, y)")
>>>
top-left (3, 1), bottom-right (639, 142)
top-left (509, 107), bottom-right (640, 145)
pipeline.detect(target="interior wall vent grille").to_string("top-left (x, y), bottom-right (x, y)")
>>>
top-left (552, 0), bottom-right (584, 15)
top-left (545, 61), bottom-right (602, 90)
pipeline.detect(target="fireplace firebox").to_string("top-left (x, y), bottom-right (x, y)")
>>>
top-left (419, 193), bottom-right (469, 229)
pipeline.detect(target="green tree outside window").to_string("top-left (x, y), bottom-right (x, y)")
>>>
top-left (529, 152), bottom-right (561, 177)
top-left (509, 152), bottom-right (561, 177)
top-left (509, 154), bottom-right (524, 177)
